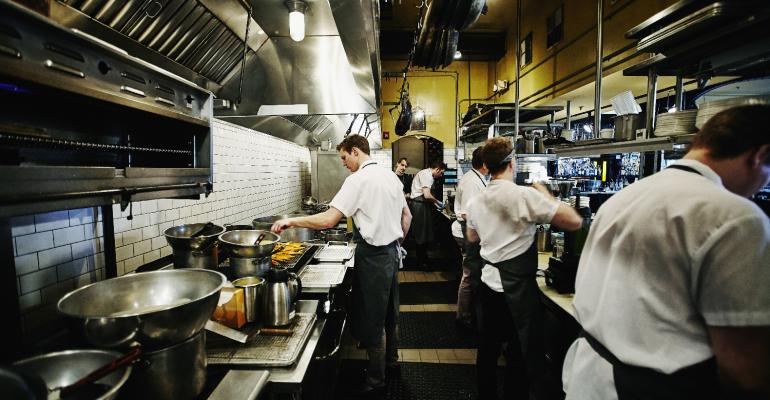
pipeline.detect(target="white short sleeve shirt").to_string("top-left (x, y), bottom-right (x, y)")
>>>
top-left (562, 159), bottom-right (770, 399)
top-left (451, 168), bottom-right (487, 238)
top-left (329, 160), bottom-right (407, 246)
top-left (410, 168), bottom-right (434, 199)
top-left (466, 179), bottom-right (559, 291)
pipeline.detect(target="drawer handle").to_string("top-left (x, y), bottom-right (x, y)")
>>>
top-left (0, 44), bottom-right (20, 59)
top-left (44, 60), bottom-right (84, 78)
top-left (154, 97), bottom-right (175, 107)
top-left (120, 85), bottom-right (146, 97)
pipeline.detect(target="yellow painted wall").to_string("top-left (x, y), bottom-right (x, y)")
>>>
top-left (490, 0), bottom-right (679, 106)
top-left (380, 60), bottom-right (491, 149)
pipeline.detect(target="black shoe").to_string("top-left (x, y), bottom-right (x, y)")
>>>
top-left (349, 382), bottom-right (386, 396)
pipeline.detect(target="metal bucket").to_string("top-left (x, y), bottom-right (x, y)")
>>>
top-left (536, 226), bottom-right (552, 252)
top-left (614, 114), bottom-right (644, 142)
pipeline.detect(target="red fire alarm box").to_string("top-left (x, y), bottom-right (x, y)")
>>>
top-left (383, 131), bottom-right (390, 139)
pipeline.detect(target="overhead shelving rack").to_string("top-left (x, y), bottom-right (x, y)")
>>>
top-left (459, 105), bottom-right (563, 143)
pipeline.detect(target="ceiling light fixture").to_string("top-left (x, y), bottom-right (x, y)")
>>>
top-left (285, 0), bottom-right (307, 42)
top-left (454, 50), bottom-right (462, 59)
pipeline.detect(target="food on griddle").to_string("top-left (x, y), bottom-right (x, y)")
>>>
top-left (272, 242), bottom-right (305, 265)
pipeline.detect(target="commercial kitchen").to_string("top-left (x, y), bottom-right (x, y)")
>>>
top-left (1, 0), bottom-right (769, 399)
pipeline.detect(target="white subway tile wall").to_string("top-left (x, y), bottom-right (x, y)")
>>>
top-left (10, 119), bottom-right (310, 342)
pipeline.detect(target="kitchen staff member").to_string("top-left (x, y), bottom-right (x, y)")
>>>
top-left (451, 146), bottom-right (488, 327)
top-left (271, 135), bottom-right (412, 395)
top-left (409, 160), bottom-right (446, 268)
top-left (394, 157), bottom-right (411, 196)
top-left (465, 137), bottom-right (582, 400)
top-left (562, 105), bottom-right (770, 399)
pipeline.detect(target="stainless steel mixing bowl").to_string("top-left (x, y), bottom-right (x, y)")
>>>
top-left (252, 214), bottom-right (316, 242)
top-left (218, 230), bottom-right (280, 258)
top-left (13, 349), bottom-right (132, 400)
top-left (57, 269), bottom-right (226, 350)
top-left (164, 223), bottom-right (225, 251)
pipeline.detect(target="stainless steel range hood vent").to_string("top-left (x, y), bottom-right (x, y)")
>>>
top-left (48, 0), bottom-right (382, 148)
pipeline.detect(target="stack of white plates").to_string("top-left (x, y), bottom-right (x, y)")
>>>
top-left (568, 196), bottom-right (591, 208)
top-left (695, 96), bottom-right (770, 129)
top-left (655, 110), bottom-right (698, 137)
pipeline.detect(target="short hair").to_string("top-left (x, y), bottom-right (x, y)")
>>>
top-left (336, 134), bottom-right (370, 155)
top-left (397, 157), bottom-right (409, 165)
top-left (471, 147), bottom-right (484, 170)
top-left (430, 160), bottom-right (447, 170)
top-left (692, 105), bottom-right (770, 163)
top-left (482, 137), bottom-right (513, 175)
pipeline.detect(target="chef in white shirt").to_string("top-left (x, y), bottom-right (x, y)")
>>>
top-left (465, 137), bottom-right (582, 400)
top-left (562, 105), bottom-right (770, 399)
top-left (451, 146), bottom-right (488, 327)
top-left (409, 160), bottom-right (446, 268)
top-left (272, 135), bottom-right (412, 395)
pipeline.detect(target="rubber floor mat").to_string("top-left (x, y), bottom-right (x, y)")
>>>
top-left (399, 312), bottom-right (476, 349)
top-left (334, 360), bottom-right (481, 400)
top-left (399, 281), bottom-right (458, 305)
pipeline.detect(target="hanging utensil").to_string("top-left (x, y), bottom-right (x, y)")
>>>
top-left (395, 90), bottom-right (413, 136)
top-left (443, 29), bottom-right (459, 67)
top-left (460, 0), bottom-right (486, 30)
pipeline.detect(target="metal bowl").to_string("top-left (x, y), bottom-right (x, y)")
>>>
top-left (252, 214), bottom-right (316, 242)
top-left (13, 349), bottom-right (132, 400)
top-left (57, 269), bottom-right (225, 350)
top-left (218, 230), bottom-right (280, 258)
top-left (164, 223), bottom-right (225, 251)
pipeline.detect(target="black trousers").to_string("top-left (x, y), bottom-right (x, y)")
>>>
top-left (475, 284), bottom-right (529, 400)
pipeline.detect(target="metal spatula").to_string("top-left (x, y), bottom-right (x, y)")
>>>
top-left (48, 347), bottom-right (142, 400)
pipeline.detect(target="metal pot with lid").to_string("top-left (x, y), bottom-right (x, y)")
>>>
top-left (164, 223), bottom-right (225, 269)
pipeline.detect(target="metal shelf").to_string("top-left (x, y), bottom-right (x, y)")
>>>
top-left (553, 134), bottom-right (695, 157)
top-left (461, 105), bottom-right (564, 128)
top-left (516, 153), bottom-right (558, 161)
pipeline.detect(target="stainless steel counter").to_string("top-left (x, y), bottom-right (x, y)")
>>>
top-left (208, 370), bottom-right (270, 400)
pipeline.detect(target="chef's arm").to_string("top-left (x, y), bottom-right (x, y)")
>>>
top-left (421, 187), bottom-right (440, 205)
top-left (400, 206), bottom-right (412, 243)
top-left (271, 208), bottom-right (344, 233)
top-left (466, 227), bottom-right (479, 244)
top-left (708, 326), bottom-right (770, 398)
top-left (533, 183), bottom-right (583, 231)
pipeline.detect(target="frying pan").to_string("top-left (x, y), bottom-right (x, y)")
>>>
top-left (443, 29), bottom-right (459, 68)
top-left (431, 29), bottom-right (446, 69)
top-left (452, 0), bottom-right (472, 29)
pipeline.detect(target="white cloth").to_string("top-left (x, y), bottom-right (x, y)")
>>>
top-left (451, 168), bottom-right (487, 238)
top-left (410, 168), bottom-right (434, 199)
top-left (466, 180), bottom-right (559, 292)
top-left (562, 159), bottom-right (770, 400)
top-left (329, 160), bottom-right (407, 246)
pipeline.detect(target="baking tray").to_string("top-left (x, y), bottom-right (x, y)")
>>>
top-left (298, 263), bottom-right (347, 287)
top-left (206, 312), bottom-right (316, 367)
top-left (638, 2), bottom-right (742, 53)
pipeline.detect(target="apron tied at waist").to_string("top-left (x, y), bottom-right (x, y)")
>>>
top-left (480, 242), bottom-right (546, 386)
top-left (579, 330), bottom-right (720, 399)
top-left (408, 195), bottom-right (434, 245)
top-left (349, 225), bottom-right (400, 348)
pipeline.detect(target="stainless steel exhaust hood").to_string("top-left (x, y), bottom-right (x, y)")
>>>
top-left (47, 0), bottom-right (382, 148)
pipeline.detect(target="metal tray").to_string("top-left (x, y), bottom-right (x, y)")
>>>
top-left (638, 2), bottom-right (741, 52)
top-left (313, 244), bottom-right (354, 262)
top-left (206, 312), bottom-right (317, 367)
top-left (298, 263), bottom-right (347, 288)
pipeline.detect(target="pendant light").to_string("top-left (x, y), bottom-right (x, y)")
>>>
top-left (286, 0), bottom-right (307, 42)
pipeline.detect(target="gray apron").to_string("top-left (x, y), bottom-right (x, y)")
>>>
top-left (578, 163), bottom-right (720, 400)
top-left (459, 220), bottom-right (482, 291)
top-left (482, 241), bottom-right (546, 392)
top-left (409, 196), bottom-right (434, 245)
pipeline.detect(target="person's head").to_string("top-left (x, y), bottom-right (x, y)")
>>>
top-left (481, 137), bottom-right (515, 177)
top-left (395, 157), bottom-right (409, 176)
top-left (471, 146), bottom-right (488, 175)
top-left (689, 105), bottom-right (770, 196)
top-left (336, 135), bottom-right (371, 172)
top-left (429, 160), bottom-right (447, 178)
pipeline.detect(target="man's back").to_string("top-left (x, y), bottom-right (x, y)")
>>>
top-left (572, 159), bottom-right (769, 374)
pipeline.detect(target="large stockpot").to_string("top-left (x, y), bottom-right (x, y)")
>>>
top-left (118, 332), bottom-right (206, 399)
top-left (57, 269), bottom-right (225, 350)
top-left (218, 230), bottom-right (280, 258)
top-left (252, 214), bottom-right (316, 242)
top-left (164, 223), bottom-right (225, 269)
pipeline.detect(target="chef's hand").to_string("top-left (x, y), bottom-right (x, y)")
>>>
top-left (437, 201), bottom-right (445, 210)
top-left (271, 219), bottom-right (291, 233)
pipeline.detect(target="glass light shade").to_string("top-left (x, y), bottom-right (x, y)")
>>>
top-left (289, 10), bottom-right (305, 42)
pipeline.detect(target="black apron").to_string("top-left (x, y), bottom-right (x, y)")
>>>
top-left (461, 170), bottom-right (487, 290)
top-left (409, 195), bottom-right (434, 245)
top-left (578, 163), bottom-right (720, 400)
top-left (481, 242), bottom-right (546, 389)
top-left (349, 162), bottom-right (400, 347)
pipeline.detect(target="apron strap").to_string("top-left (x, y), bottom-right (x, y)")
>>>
top-left (480, 242), bottom-right (538, 278)
top-left (666, 165), bottom-right (702, 176)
